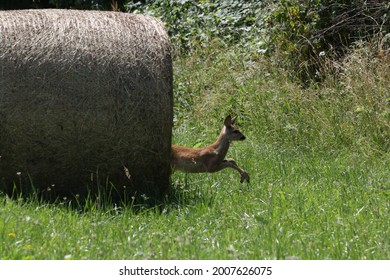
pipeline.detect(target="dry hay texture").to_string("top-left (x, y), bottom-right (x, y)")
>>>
top-left (0, 9), bottom-right (173, 201)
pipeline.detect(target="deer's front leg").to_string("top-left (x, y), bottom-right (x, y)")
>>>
top-left (227, 159), bottom-right (250, 183)
top-left (218, 159), bottom-right (250, 183)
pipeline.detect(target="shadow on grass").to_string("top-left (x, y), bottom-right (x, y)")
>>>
top-left (1, 176), bottom-right (216, 214)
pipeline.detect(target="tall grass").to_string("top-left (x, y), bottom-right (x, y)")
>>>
top-left (1, 37), bottom-right (389, 260)
top-left (173, 38), bottom-right (389, 157)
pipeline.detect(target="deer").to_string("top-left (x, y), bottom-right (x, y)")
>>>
top-left (171, 115), bottom-right (250, 183)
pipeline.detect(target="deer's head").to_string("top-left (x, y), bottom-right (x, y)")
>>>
top-left (224, 115), bottom-right (246, 141)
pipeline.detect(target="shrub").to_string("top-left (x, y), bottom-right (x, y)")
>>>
top-left (126, 0), bottom-right (269, 54)
top-left (267, 0), bottom-right (389, 83)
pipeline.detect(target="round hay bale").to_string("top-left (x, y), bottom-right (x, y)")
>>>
top-left (0, 9), bottom-right (173, 201)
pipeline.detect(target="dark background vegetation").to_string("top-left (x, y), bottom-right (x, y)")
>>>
top-left (0, 0), bottom-right (126, 10)
top-left (1, 0), bottom-right (388, 84)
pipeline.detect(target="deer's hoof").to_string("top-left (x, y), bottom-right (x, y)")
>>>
top-left (240, 172), bottom-right (250, 183)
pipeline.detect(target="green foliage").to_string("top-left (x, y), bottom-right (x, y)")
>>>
top-left (266, 0), bottom-right (389, 82)
top-left (126, 0), bottom-right (269, 53)
top-left (125, 0), bottom-right (388, 83)
top-left (266, 0), bottom-right (320, 82)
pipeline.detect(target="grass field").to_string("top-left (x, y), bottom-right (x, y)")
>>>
top-left (1, 42), bottom-right (389, 260)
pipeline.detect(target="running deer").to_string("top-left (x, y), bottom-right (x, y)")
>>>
top-left (171, 116), bottom-right (250, 183)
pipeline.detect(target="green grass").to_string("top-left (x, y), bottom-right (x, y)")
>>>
top-left (1, 42), bottom-right (389, 260)
top-left (1, 145), bottom-right (388, 259)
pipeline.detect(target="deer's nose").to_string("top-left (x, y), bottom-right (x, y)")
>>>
top-left (240, 135), bottom-right (246, 140)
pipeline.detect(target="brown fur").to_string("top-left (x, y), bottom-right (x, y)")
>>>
top-left (171, 116), bottom-right (250, 183)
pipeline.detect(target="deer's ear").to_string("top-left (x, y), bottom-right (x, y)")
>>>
top-left (224, 115), bottom-right (232, 126)
top-left (231, 116), bottom-right (237, 125)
